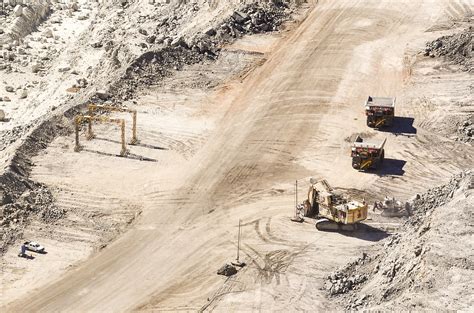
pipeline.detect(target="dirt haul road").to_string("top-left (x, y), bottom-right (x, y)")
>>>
top-left (5, 0), bottom-right (474, 312)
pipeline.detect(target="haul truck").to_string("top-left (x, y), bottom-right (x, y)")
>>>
top-left (351, 136), bottom-right (386, 171)
top-left (365, 96), bottom-right (395, 128)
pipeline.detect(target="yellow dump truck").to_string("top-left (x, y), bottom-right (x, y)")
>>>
top-left (365, 96), bottom-right (395, 128)
top-left (351, 136), bottom-right (386, 171)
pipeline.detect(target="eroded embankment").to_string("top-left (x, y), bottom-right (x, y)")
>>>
top-left (0, 112), bottom-right (76, 252)
top-left (0, 0), bottom-right (301, 252)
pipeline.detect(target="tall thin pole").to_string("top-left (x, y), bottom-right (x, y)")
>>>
top-left (132, 111), bottom-right (138, 144)
top-left (87, 119), bottom-right (93, 140)
top-left (296, 180), bottom-right (298, 205)
top-left (120, 120), bottom-right (126, 156)
top-left (236, 219), bottom-right (241, 263)
top-left (295, 180), bottom-right (298, 217)
top-left (74, 116), bottom-right (80, 152)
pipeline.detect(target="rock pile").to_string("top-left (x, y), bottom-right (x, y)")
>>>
top-left (406, 171), bottom-right (467, 226)
top-left (424, 26), bottom-right (473, 71)
top-left (456, 118), bottom-right (473, 143)
top-left (0, 125), bottom-right (30, 152)
top-left (324, 171), bottom-right (473, 310)
top-left (216, 2), bottom-right (291, 40)
top-left (1, 186), bottom-right (62, 225)
top-left (326, 253), bottom-right (370, 296)
top-left (217, 263), bottom-right (238, 276)
top-left (326, 272), bottom-right (368, 296)
top-left (1, 185), bottom-right (64, 252)
top-left (114, 2), bottom-right (294, 100)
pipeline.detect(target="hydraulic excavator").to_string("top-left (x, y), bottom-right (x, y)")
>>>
top-left (302, 179), bottom-right (368, 231)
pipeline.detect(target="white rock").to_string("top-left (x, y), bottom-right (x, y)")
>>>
top-left (43, 29), bottom-right (53, 38)
top-left (58, 66), bottom-right (71, 72)
top-left (96, 90), bottom-right (110, 100)
top-left (18, 89), bottom-right (28, 99)
top-left (5, 86), bottom-right (14, 93)
top-left (13, 5), bottom-right (23, 17)
top-left (70, 3), bottom-right (79, 11)
top-left (31, 62), bottom-right (41, 73)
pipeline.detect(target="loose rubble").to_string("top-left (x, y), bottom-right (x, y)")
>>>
top-left (112, 1), bottom-right (294, 100)
top-left (455, 117), bottom-right (473, 143)
top-left (217, 263), bottom-right (238, 277)
top-left (325, 254), bottom-right (369, 296)
top-left (325, 171), bottom-right (474, 311)
top-left (424, 26), bottom-right (473, 72)
top-left (1, 185), bottom-right (64, 252)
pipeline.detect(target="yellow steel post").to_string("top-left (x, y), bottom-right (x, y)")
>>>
top-left (74, 116), bottom-right (82, 152)
top-left (87, 118), bottom-right (94, 140)
top-left (131, 110), bottom-right (138, 145)
top-left (120, 120), bottom-right (127, 156)
top-left (87, 104), bottom-right (138, 145)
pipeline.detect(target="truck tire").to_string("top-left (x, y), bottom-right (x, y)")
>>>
top-left (366, 118), bottom-right (374, 128)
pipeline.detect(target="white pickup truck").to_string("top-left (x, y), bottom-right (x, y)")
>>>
top-left (24, 241), bottom-right (45, 253)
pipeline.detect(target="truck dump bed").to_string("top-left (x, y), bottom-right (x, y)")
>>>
top-left (352, 136), bottom-right (386, 150)
top-left (365, 96), bottom-right (395, 108)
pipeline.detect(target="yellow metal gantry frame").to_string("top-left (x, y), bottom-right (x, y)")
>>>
top-left (87, 104), bottom-right (138, 145)
top-left (74, 115), bottom-right (127, 156)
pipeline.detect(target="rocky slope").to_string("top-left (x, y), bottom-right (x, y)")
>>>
top-left (325, 171), bottom-right (474, 311)
top-left (425, 24), bottom-right (473, 72)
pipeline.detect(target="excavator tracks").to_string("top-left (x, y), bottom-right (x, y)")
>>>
top-left (315, 219), bottom-right (358, 232)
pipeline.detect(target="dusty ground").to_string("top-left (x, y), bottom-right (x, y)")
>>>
top-left (1, 0), bottom-right (473, 312)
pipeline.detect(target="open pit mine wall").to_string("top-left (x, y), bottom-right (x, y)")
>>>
top-left (0, 0), bottom-right (308, 46)
top-left (154, 0), bottom-right (307, 8)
